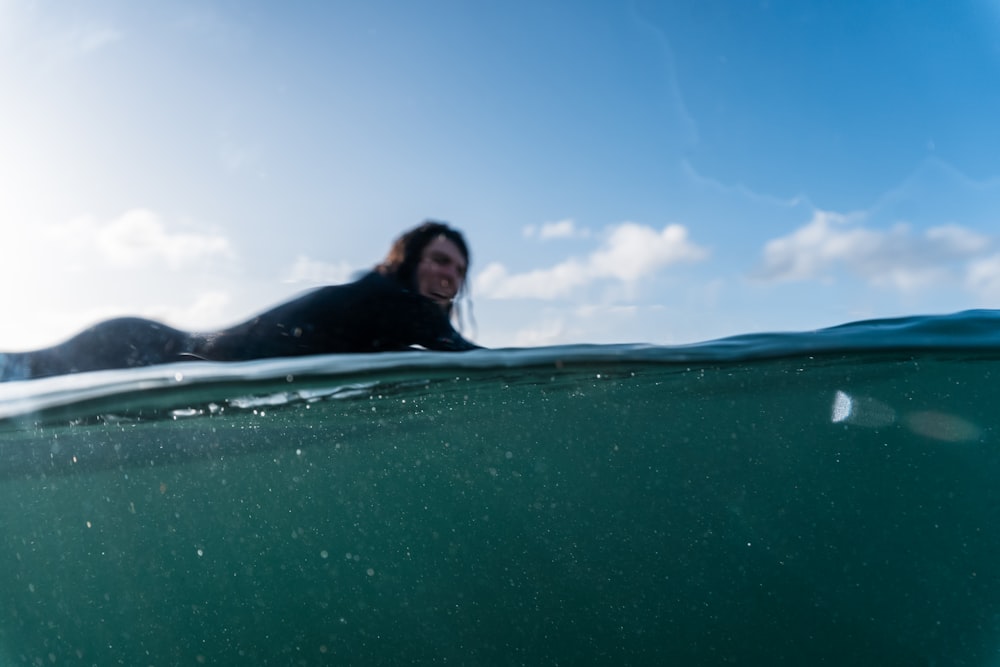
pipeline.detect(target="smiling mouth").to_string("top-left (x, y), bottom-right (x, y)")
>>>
top-left (430, 291), bottom-right (454, 303)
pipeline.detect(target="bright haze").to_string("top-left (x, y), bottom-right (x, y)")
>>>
top-left (2, 1), bottom-right (999, 350)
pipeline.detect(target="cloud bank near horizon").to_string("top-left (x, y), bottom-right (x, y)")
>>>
top-left (753, 210), bottom-right (996, 294)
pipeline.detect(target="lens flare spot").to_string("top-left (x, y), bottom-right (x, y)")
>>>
top-left (832, 390), bottom-right (852, 423)
top-left (903, 411), bottom-right (981, 443)
top-left (831, 390), bottom-right (896, 427)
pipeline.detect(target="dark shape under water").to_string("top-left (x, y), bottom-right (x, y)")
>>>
top-left (1, 310), bottom-right (999, 664)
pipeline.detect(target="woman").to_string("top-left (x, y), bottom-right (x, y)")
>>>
top-left (0, 221), bottom-right (479, 382)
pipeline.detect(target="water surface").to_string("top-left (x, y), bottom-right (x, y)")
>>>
top-left (2, 311), bottom-right (1000, 665)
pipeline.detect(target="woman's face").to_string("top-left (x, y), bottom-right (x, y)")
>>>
top-left (415, 236), bottom-right (467, 308)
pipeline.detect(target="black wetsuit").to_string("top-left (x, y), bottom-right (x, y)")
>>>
top-left (0, 272), bottom-right (478, 382)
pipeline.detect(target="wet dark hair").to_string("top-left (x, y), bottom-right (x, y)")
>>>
top-left (376, 220), bottom-right (473, 326)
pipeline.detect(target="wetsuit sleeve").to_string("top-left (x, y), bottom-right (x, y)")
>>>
top-left (385, 291), bottom-right (481, 351)
top-left (421, 322), bottom-right (481, 351)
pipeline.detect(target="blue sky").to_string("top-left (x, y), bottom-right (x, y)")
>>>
top-left (2, 0), bottom-right (1000, 350)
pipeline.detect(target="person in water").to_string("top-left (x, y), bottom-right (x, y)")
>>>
top-left (0, 221), bottom-right (479, 382)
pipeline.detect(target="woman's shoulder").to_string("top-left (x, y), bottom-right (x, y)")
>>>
top-left (306, 270), bottom-right (401, 298)
top-left (292, 271), bottom-right (416, 314)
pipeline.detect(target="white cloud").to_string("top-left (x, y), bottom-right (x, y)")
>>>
top-left (477, 260), bottom-right (587, 300)
top-left (0, 209), bottom-right (232, 284)
top-left (590, 222), bottom-right (707, 282)
top-left (511, 319), bottom-right (568, 347)
top-left (284, 256), bottom-right (354, 285)
top-left (49, 209), bottom-right (234, 270)
top-left (927, 224), bottom-right (990, 254)
top-left (480, 221), bottom-right (707, 299)
top-left (493, 303), bottom-right (646, 348)
top-left (753, 210), bottom-right (991, 291)
top-left (147, 290), bottom-right (234, 330)
top-left (754, 210), bottom-right (870, 282)
top-left (966, 254), bottom-right (1000, 300)
top-left (0, 209), bottom-right (242, 348)
top-left (522, 219), bottom-right (589, 240)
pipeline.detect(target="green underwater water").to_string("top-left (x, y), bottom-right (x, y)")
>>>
top-left (1, 341), bottom-right (1000, 664)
